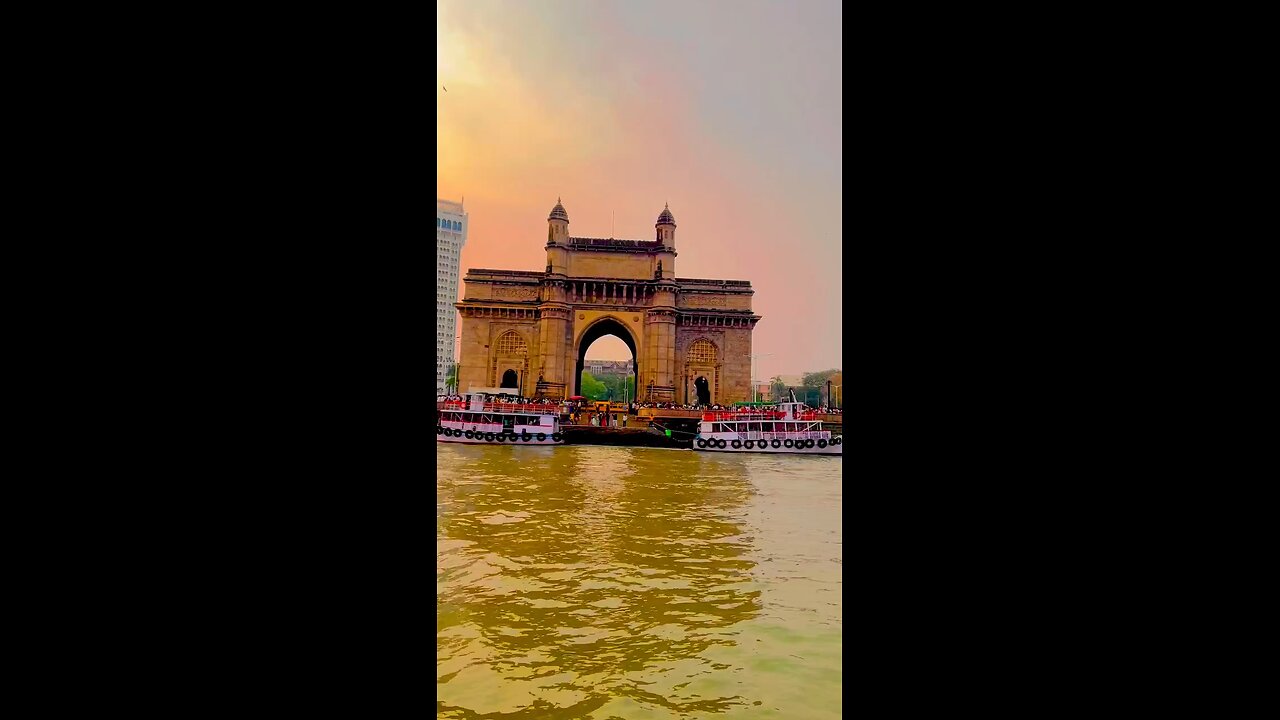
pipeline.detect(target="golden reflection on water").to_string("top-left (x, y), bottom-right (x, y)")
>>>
top-left (437, 445), bottom-right (842, 719)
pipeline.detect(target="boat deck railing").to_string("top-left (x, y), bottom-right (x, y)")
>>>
top-left (707, 430), bottom-right (830, 441)
top-left (441, 402), bottom-right (560, 414)
top-left (703, 412), bottom-right (819, 421)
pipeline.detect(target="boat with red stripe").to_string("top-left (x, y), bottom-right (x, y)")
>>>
top-left (693, 396), bottom-right (841, 455)
top-left (437, 391), bottom-right (565, 446)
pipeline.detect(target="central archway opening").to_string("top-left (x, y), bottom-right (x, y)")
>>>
top-left (695, 376), bottom-right (710, 405)
top-left (576, 318), bottom-right (638, 405)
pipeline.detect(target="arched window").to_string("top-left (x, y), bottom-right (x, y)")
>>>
top-left (687, 339), bottom-right (717, 365)
top-left (495, 331), bottom-right (528, 356)
top-left (501, 369), bottom-right (518, 388)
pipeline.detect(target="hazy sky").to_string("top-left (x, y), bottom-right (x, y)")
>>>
top-left (438, 0), bottom-right (841, 381)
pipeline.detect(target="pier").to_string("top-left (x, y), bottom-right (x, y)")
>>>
top-left (561, 425), bottom-right (691, 448)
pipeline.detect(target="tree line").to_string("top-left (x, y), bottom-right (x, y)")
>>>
top-left (770, 368), bottom-right (842, 406)
top-left (580, 371), bottom-right (635, 402)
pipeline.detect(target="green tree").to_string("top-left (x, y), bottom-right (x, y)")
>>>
top-left (801, 369), bottom-right (840, 405)
top-left (802, 368), bottom-right (840, 387)
top-left (597, 373), bottom-right (636, 402)
top-left (445, 363), bottom-right (459, 394)
top-left (580, 371), bottom-right (608, 401)
top-left (770, 376), bottom-right (786, 401)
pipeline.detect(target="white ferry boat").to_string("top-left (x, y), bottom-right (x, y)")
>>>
top-left (437, 391), bottom-right (565, 446)
top-left (694, 400), bottom-right (842, 455)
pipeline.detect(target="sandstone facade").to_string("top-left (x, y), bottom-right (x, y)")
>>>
top-left (456, 201), bottom-right (760, 404)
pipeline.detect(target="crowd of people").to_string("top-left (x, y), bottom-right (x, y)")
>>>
top-left (631, 402), bottom-right (707, 411)
top-left (630, 401), bottom-right (842, 414)
top-left (437, 394), bottom-right (561, 405)
top-left (436, 394), bottom-right (842, 414)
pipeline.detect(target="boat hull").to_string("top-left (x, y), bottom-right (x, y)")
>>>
top-left (693, 438), bottom-right (842, 455)
top-left (696, 443), bottom-right (844, 453)
top-left (437, 430), bottom-right (563, 446)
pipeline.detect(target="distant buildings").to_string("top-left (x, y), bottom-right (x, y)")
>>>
top-left (437, 198), bottom-right (468, 393)
top-left (584, 359), bottom-right (633, 376)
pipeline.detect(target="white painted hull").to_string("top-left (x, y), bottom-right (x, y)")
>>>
top-left (694, 438), bottom-right (842, 455)
top-left (437, 420), bottom-right (563, 446)
top-left (438, 432), bottom-right (563, 446)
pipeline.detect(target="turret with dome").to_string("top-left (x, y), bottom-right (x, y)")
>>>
top-left (549, 198), bottom-right (569, 222)
top-left (656, 203), bottom-right (676, 248)
top-left (547, 197), bottom-right (569, 245)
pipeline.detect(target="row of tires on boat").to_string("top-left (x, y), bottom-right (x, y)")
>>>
top-left (437, 427), bottom-right (563, 443)
top-left (695, 437), bottom-right (842, 450)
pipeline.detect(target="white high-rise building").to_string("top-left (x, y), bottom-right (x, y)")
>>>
top-left (437, 198), bottom-right (468, 394)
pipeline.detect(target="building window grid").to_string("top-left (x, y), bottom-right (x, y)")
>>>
top-left (495, 331), bottom-right (527, 356)
top-left (689, 340), bottom-right (717, 365)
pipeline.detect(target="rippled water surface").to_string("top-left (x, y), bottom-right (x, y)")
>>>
top-left (437, 444), bottom-right (842, 719)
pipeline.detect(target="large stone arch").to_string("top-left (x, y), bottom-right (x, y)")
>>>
top-left (573, 315), bottom-right (639, 399)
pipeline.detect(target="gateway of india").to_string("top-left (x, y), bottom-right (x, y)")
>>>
top-left (455, 200), bottom-right (760, 405)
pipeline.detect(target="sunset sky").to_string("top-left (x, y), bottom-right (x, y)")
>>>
top-left (438, 0), bottom-right (841, 381)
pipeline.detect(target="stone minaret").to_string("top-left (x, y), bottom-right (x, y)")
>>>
top-left (539, 199), bottom-right (572, 395)
top-left (655, 203), bottom-right (676, 280)
top-left (546, 198), bottom-right (570, 276)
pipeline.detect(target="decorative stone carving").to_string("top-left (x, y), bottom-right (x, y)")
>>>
top-left (494, 287), bottom-right (538, 299)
